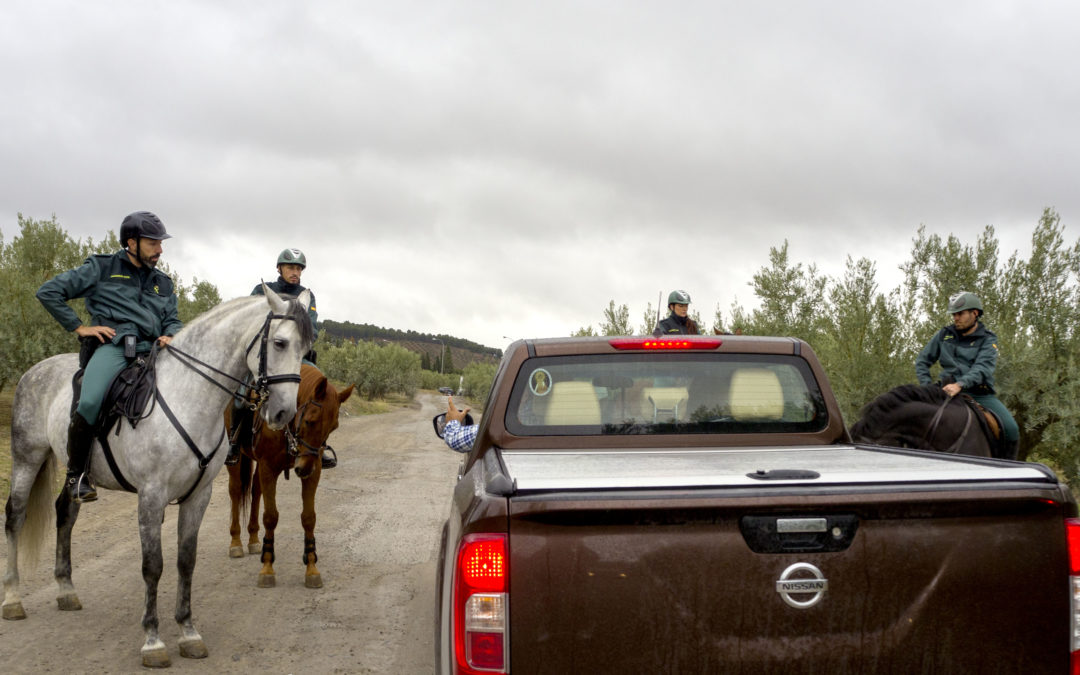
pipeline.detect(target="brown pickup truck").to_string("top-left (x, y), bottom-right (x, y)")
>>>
top-left (433, 335), bottom-right (1079, 674)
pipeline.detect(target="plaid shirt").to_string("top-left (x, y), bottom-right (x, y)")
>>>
top-left (444, 420), bottom-right (477, 453)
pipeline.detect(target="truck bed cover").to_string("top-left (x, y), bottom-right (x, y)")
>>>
top-left (500, 445), bottom-right (1053, 492)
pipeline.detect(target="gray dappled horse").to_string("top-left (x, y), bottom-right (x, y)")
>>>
top-left (2, 287), bottom-right (313, 668)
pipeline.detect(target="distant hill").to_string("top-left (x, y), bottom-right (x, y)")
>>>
top-left (321, 319), bottom-right (502, 371)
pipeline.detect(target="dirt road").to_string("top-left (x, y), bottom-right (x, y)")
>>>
top-left (0, 393), bottom-right (465, 673)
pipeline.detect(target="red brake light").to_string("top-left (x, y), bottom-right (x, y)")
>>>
top-left (454, 533), bottom-right (508, 674)
top-left (1067, 518), bottom-right (1080, 575)
top-left (461, 537), bottom-right (507, 591)
top-left (609, 337), bottom-right (723, 350)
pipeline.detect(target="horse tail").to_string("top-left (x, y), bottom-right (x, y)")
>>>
top-left (16, 452), bottom-right (57, 569)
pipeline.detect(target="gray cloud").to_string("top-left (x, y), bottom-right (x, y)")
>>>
top-left (2, 1), bottom-right (1078, 348)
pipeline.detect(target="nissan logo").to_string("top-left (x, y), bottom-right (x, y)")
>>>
top-left (775, 562), bottom-right (828, 609)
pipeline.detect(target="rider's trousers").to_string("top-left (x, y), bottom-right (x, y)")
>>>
top-left (971, 393), bottom-right (1019, 442)
top-left (76, 343), bottom-right (128, 426)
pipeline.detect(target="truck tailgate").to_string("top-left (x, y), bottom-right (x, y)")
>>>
top-left (502, 446), bottom-right (1070, 673)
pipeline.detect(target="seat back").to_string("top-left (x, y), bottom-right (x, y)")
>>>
top-left (728, 368), bottom-right (784, 420)
top-left (544, 381), bottom-right (602, 425)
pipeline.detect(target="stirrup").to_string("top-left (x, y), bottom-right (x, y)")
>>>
top-left (67, 474), bottom-right (98, 503)
top-left (321, 446), bottom-right (337, 469)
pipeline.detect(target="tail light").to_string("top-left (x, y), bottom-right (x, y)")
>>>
top-left (1068, 518), bottom-right (1080, 674)
top-left (454, 533), bottom-right (508, 674)
top-left (609, 337), bottom-right (723, 350)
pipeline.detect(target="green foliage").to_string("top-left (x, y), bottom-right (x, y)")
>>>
top-left (419, 369), bottom-right (459, 392)
top-left (462, 361), bottom-right (497, 405)
top-left (317, 336), bottom-right (422, 401)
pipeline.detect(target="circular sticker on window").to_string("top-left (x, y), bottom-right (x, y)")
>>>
top-left (529, 368), bottom-right (552, 396)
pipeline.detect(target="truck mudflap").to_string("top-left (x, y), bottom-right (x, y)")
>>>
top-left (499, 448), bottom-right (1071, 673)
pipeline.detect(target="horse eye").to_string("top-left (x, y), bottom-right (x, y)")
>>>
top-left (273, 338), bottom-right (288, 350)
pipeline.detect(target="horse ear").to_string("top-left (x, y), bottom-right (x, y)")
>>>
top-left (339, 384), bottom-right (355, 403)
top-left (315, 375), bottom-right (328, 399)
top-left (262, 283), bottom-right (289, 314)
top-left (297, 289), bottom-right (311, 309)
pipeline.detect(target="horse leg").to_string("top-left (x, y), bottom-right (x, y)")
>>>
top-left (137, 491), bottom-right (171, 669)
top-left (247, 464), bottom-right (262, 555)
top-left (256, 464), bottom-right (280, 588)
top-left (301, 472), bottom-right (323, 589)
top-left (2, 495), bottom-right (27, 620)
top-left (227, 462), bottom-right (245, 558)
top-left (175, 485), bottom-right (212, 660)
top-left (54, 487), bottom-right (83, 611)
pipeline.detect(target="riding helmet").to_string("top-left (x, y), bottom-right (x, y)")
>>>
top-left (947, 291), bottom-right (983, 315)
top-left (119, 211), bottom-right (171, 245)
top-left (668, 290), bottom-right (691, 305)
top-left (277, 248), bottom-right (307, 269)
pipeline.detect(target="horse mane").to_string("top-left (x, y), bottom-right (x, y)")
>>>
top-left (171, 294), bottom-right (314, 349)
top-left (851, 384), bottom-right (948, 439)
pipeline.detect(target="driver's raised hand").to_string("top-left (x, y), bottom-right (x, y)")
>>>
top-left (446, 396), bottom-right (470, 424)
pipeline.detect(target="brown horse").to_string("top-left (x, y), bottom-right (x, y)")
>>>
top-left (225, 364), bottom-right (354, 588)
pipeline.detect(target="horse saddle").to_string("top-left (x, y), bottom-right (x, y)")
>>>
top-left (70, 344), bottom-right (159, 436)
top-left (958, 394), bottom-right (1007, 459)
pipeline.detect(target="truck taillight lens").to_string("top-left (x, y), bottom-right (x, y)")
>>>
top-left (1067, 518), bottom-right (1080, 670)
top-left (454, 533), bottom-right (508, 674)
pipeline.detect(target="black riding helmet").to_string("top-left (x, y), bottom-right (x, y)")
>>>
top-left (120, 211), bottom-right (171, 247)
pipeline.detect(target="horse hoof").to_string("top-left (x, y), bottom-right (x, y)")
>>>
top-left (229, 545), bottom-right (244, 558)
top-left (2, 602), bottom-right (27, 620)
top-left (305, 574), bottom-right (323, 589)
top-left (179, 636), bottom-right (208, 659)
top-left (257, 574), bottom-right (276, 588)
top-left (56, 593), bottom-right (82, 611)
top-left (248, 543), bottom-right (260, 555)
top-left (141, 644), bottom-right (171, 668)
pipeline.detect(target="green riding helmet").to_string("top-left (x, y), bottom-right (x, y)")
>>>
top-left (947, 291), bottom-right (983, 315)
top-left (277, 248), bottom-right (307, 269)
top-left (668, 290), bottom-right (691, 305)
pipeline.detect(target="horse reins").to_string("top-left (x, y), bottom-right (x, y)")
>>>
top-left (112, 310), bottom-right (305, 504)
top-left (923, 395), bottom-right (976, 454)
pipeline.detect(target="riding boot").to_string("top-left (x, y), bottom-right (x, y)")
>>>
top-left (65, 414), bottom-right (97, 503)
top-left (1004, 439), bottom-right (1020, 461)
top-left (226, 405), bottom-right (253, 466)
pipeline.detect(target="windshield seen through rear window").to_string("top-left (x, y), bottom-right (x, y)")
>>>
top-left (505, 353), bottom-right (827, 436)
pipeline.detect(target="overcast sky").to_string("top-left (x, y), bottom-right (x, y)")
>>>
top-left (3, 1), bottom-right (1078, 350)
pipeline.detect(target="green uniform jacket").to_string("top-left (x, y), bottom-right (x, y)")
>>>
top-left (250, 277), bottom-right (318, 340)
top-left (915, 322), bottom-right (999, 394)
top-left (653, 313), bottom-right (700, 336)
top-left (36, 250), bottom-right (183, 350)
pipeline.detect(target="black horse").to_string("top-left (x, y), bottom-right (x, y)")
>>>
top-left (850, 384), bottom-right (1003, 458)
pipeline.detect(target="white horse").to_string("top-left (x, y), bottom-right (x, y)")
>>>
top-left (2, 287), bottom-right (313, 668)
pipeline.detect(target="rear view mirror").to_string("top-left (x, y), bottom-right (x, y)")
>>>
top-left (432, 412), bottom-right (474, 439)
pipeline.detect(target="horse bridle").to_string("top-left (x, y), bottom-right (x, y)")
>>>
top-left (165, 310), bottom-right (304, 407)
top-left (922, 395), bottom-right (975, 454)
top-left (284, 399), bottom-right (327, 460)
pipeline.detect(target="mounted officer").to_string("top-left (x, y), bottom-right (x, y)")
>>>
top-left (915, 291), bottom-right (1020, 459)
top-left (653, 290), bottom-right (700, 336)
top-left (226, 248), bottom-right (333, 466)
top-left (36, 211), bottom-right (182, 503)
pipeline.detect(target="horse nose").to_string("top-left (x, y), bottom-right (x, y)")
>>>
top-left (273, 409), bottom-right (288, 426)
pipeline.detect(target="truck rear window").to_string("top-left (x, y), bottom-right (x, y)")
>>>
top-left (505, 354), bottom-right (828, 435)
